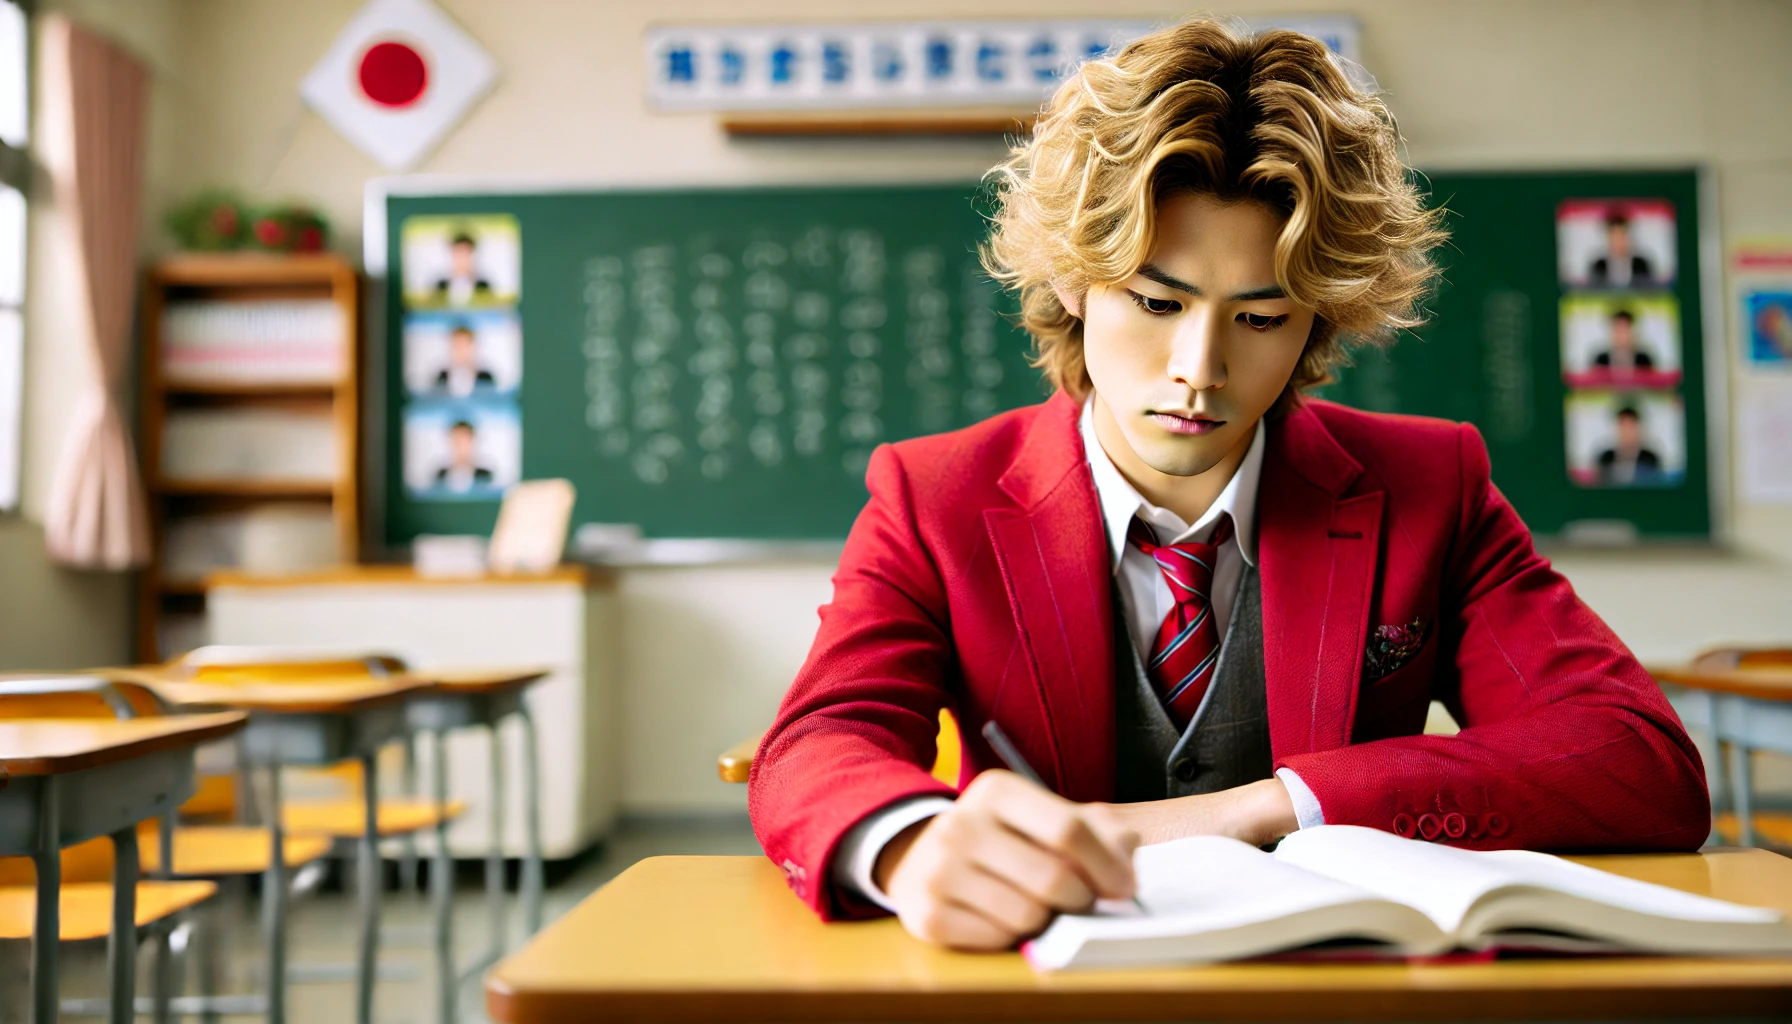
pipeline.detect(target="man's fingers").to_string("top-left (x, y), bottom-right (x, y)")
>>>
top-left (962, 823), bottom-right (1095, 912)
top-left (942, 864), bottom-right (1053, 937)
top-left (978, 779), bottom-right (1136, 899)
top-left (899, 898), bottom-right (1017, 951)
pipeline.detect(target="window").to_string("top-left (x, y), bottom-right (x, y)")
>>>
top-left (0, 0), bottom-right (27, 511)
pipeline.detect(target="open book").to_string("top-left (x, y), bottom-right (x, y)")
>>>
top-left (1025, 825), bottom-right (1792, 970)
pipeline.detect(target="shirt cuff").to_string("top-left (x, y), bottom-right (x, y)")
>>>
top-left (1276, 767), bottom-right (1326, 830)
top-left (831, 795), bottom-right (957, 912)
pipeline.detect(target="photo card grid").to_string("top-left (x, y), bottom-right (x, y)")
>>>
top-left (400, 213), bottom-right (524, 501)
top-left (1555, 199), bottom-right (1685, 490)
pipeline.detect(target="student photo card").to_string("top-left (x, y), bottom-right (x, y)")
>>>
top-left (402, 309), bottom-right (522, 398)
top-left (1746, 290), bottom-right (1792, 367)
top-left (1564, 389), bottom-right (1686, 489)
top-left (403, 401), bottom-right (522, 500)
top-left (1559, 292), bottom-right (1681, 389)
top-left (400, 213), bottom-right (521, 310)
top-left (1557, 198), bottom-right (1676, 289)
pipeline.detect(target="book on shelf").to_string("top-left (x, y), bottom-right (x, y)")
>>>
top-left (161, 408), bottom-right (339, 483)
top-left (1025, 825), bottom-right (1792, 971)
top-left (160, 299), bottom-right (345, 385)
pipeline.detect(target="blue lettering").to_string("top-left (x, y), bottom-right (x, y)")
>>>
top-left (872, 40), bottom-right (903, 82)
top-left (976, 40), bottom-right (1007, 82)
top-left (664, 46), bottom-right (696, 84)
top-left (769, 43), bottom-right (797, 85)
top-left (1026, 36), bottom-right (1058, 81)
top-left (718, 47), bottom-right (745, 85)
top-left (822, 40), bottom-right (850, 83)
top-left (925, 38), bottom-right (953, 80)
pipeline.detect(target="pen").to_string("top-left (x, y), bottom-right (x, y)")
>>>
top-left (980, 720), bottom-right (1148, 914)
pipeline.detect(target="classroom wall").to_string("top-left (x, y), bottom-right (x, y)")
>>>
top-left (20, 0), bottom-right (1792, 807)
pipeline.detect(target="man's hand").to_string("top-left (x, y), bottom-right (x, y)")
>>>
top-left (872, 770), bottom-right (1140, 950)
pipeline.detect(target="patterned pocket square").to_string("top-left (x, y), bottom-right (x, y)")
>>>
top-left (1365, 619), bottom-right (1430, 681)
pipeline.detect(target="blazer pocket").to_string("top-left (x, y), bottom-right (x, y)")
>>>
top-left (1358, 641), bottom-right (1437, 723)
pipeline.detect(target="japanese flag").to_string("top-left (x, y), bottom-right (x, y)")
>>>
top-left (301, 0), bottom-right (495, 171)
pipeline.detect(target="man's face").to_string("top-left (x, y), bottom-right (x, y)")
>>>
top-left (449, 425), bottom-right (476, 464)
top-left (1616, 413), bottom-right (1642, 451)
top-left (1611, 316), bottom-right (1634, 351)
top-left (1606, 221), bottom-right (1631, 259)
top-left (450, 240), bottom-right (476, 277)
top-left (1075, 193), bottom-right (1314, 481)
top-left (450, 330), bottom-right (476, 367)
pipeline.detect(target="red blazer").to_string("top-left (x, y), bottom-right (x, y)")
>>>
top-left (749, 392), bottom-right (1710, 920)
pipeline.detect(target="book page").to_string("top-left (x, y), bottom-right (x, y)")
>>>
top-left (1274, 825), bottom-right (1527, 933)
top-left (1478, 850), bottom-right (1781, 924)
top-left (1027, 835), bottom-right (1443, 969)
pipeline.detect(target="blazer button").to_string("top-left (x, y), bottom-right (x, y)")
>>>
top-left (1443, 813), bottom-right (1467, 839)
top-left (1485, 812), bottom-right (1509, 838)
top-left (1391, 813), bottom-right (1416, 838)
top-left (1417, 813), bottom-right (1442, 841)
top-left (1172, 758), bottom-right (1199, 783)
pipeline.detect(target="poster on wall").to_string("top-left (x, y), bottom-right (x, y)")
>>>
top-left (402, 309), bottom-right (522, 398)
top-left (1563, 390), bottom-right (1686, 489)
top-left (1556, 199), bottom-right (1676, 289)
top-left (1558, 293), bottom-right (1681, 389)
top-left (400, 213), bottom-right (521, 309)
top-left (403, 402), bottom-right (521, 500)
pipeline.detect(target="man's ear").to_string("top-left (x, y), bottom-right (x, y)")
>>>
top-left (1052, 281), bottom-right (1083, 320)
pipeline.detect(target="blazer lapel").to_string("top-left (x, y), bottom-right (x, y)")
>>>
top-left (984, 393), bottom-right (1116, 803)
top-left (1258, 403), bottom-right (1385, 758)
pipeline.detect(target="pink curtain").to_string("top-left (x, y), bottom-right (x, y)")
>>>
top-left (40, 15), bottom-right (151, 569)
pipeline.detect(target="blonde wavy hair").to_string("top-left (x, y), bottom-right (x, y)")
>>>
top-left (983, 17), bottom-right (1446, 412)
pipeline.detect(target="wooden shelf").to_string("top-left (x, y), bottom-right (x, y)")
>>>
top-left (155, 479), bottom-right (338, 499)
top-left (720, 108), bottom-right (1037, 136)
top-left (151, 252), bottom-right (357, 287)
top-left (139, 252), bottom-right (362, 661)
top-left (163, 380), bottom-right (345, 398)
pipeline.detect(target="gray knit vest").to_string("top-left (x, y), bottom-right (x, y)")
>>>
top-left (1113, 564), bottom-right (1273, 803)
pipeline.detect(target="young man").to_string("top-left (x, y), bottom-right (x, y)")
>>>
top-left (433, 322), bottom-right (497, 397)
top-left (1592, 309), bottom-right (1655, 377)
top-left (749, 19), bottom-right (1709, 951)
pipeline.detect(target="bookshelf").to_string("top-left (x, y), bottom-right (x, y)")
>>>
top-left (138, 253), bottom-right (361, 660)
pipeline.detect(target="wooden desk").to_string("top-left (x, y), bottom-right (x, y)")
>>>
top-left (0, 712), bottom-right (245, 1024)
top-left (487, 850), bottom-right (1792, 1023)
top-left (1651, 663), bottom-right (1792, 849)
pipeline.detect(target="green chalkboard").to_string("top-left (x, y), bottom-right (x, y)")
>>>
top-left (384, 185), bottom-right (1048, 542)
top-left (382, 171), bottom-right (1710, 544)
top-left (1317, 169), bottom-right (1709, 539)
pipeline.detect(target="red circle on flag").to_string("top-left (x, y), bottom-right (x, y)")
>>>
top-left (358, 40), bottom-right (428, 108)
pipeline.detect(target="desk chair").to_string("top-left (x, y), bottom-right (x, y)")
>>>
top-left (720, 708), bottom-right (964, 788)
top-left (0, 677), bottom-right (227, 1021)
top-left (1686, 647), bottom-right (1792, 849)
top-left (172, 645), bottom-right (545, 1024)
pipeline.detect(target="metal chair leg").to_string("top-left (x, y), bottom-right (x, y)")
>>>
top-left (152, 811), bottom-right (177, 1024)
top-left (517, 704), bottom-right (544, 936)
top-left (356, 751), bottom-right (382, 1024)
top-left (1735, 741), bottom-right (1759, 848)
top-left (431, 729), bottom-right (456, 1024)
top-left (108, 825), bottom-right (140, 1024)
top-left (31, 778), bottom-right (61, 1024)
top-left (484, 724), bottom-right (507, 960)
top-left (401, 732), bottom-right (421, 895)
top-left (264, 762), bottom-right (288, 1024)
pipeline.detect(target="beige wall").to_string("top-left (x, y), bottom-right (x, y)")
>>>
top-left (16, 1), bottom-right (1792, 801)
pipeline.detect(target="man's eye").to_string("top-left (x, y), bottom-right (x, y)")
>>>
top-left (1127, 291), bottom-right (1181, 315)
top-left (1240, 312), bottom-right (1289, 332)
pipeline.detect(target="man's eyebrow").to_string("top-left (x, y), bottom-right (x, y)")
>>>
top-left (1134, 263), bottom-right (1286, 301)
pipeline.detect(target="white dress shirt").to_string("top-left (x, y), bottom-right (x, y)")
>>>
top-left (832, 400), bottom-right (1324, 910)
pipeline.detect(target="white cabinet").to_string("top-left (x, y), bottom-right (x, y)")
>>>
top-left (206, 566), bottom-right (618, 859)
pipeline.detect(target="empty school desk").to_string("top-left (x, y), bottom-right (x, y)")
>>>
top-left (487, 850), bottom-right (1792, 1022)
top-left (206, 565), bottom-right (619, 858)
top-left (143, 674), bottom-right (431, 1024)
top-left (1654, 663), bottom-right (1792, 848)
top-left (0, 712), bottom-right (246, 1024)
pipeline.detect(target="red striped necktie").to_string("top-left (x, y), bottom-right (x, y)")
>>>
top-left (1127, 514), bottom-right (1233, 730)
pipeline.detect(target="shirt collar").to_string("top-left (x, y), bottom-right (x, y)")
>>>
top-left (1079, 397), bottom-right (1263, 571)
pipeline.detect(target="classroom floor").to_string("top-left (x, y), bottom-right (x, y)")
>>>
top-left (0, 817), bottom-right (762, 1024)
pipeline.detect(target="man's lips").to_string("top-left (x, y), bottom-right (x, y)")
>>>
top-left (1149, 410), bottom-right (1224, 436)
